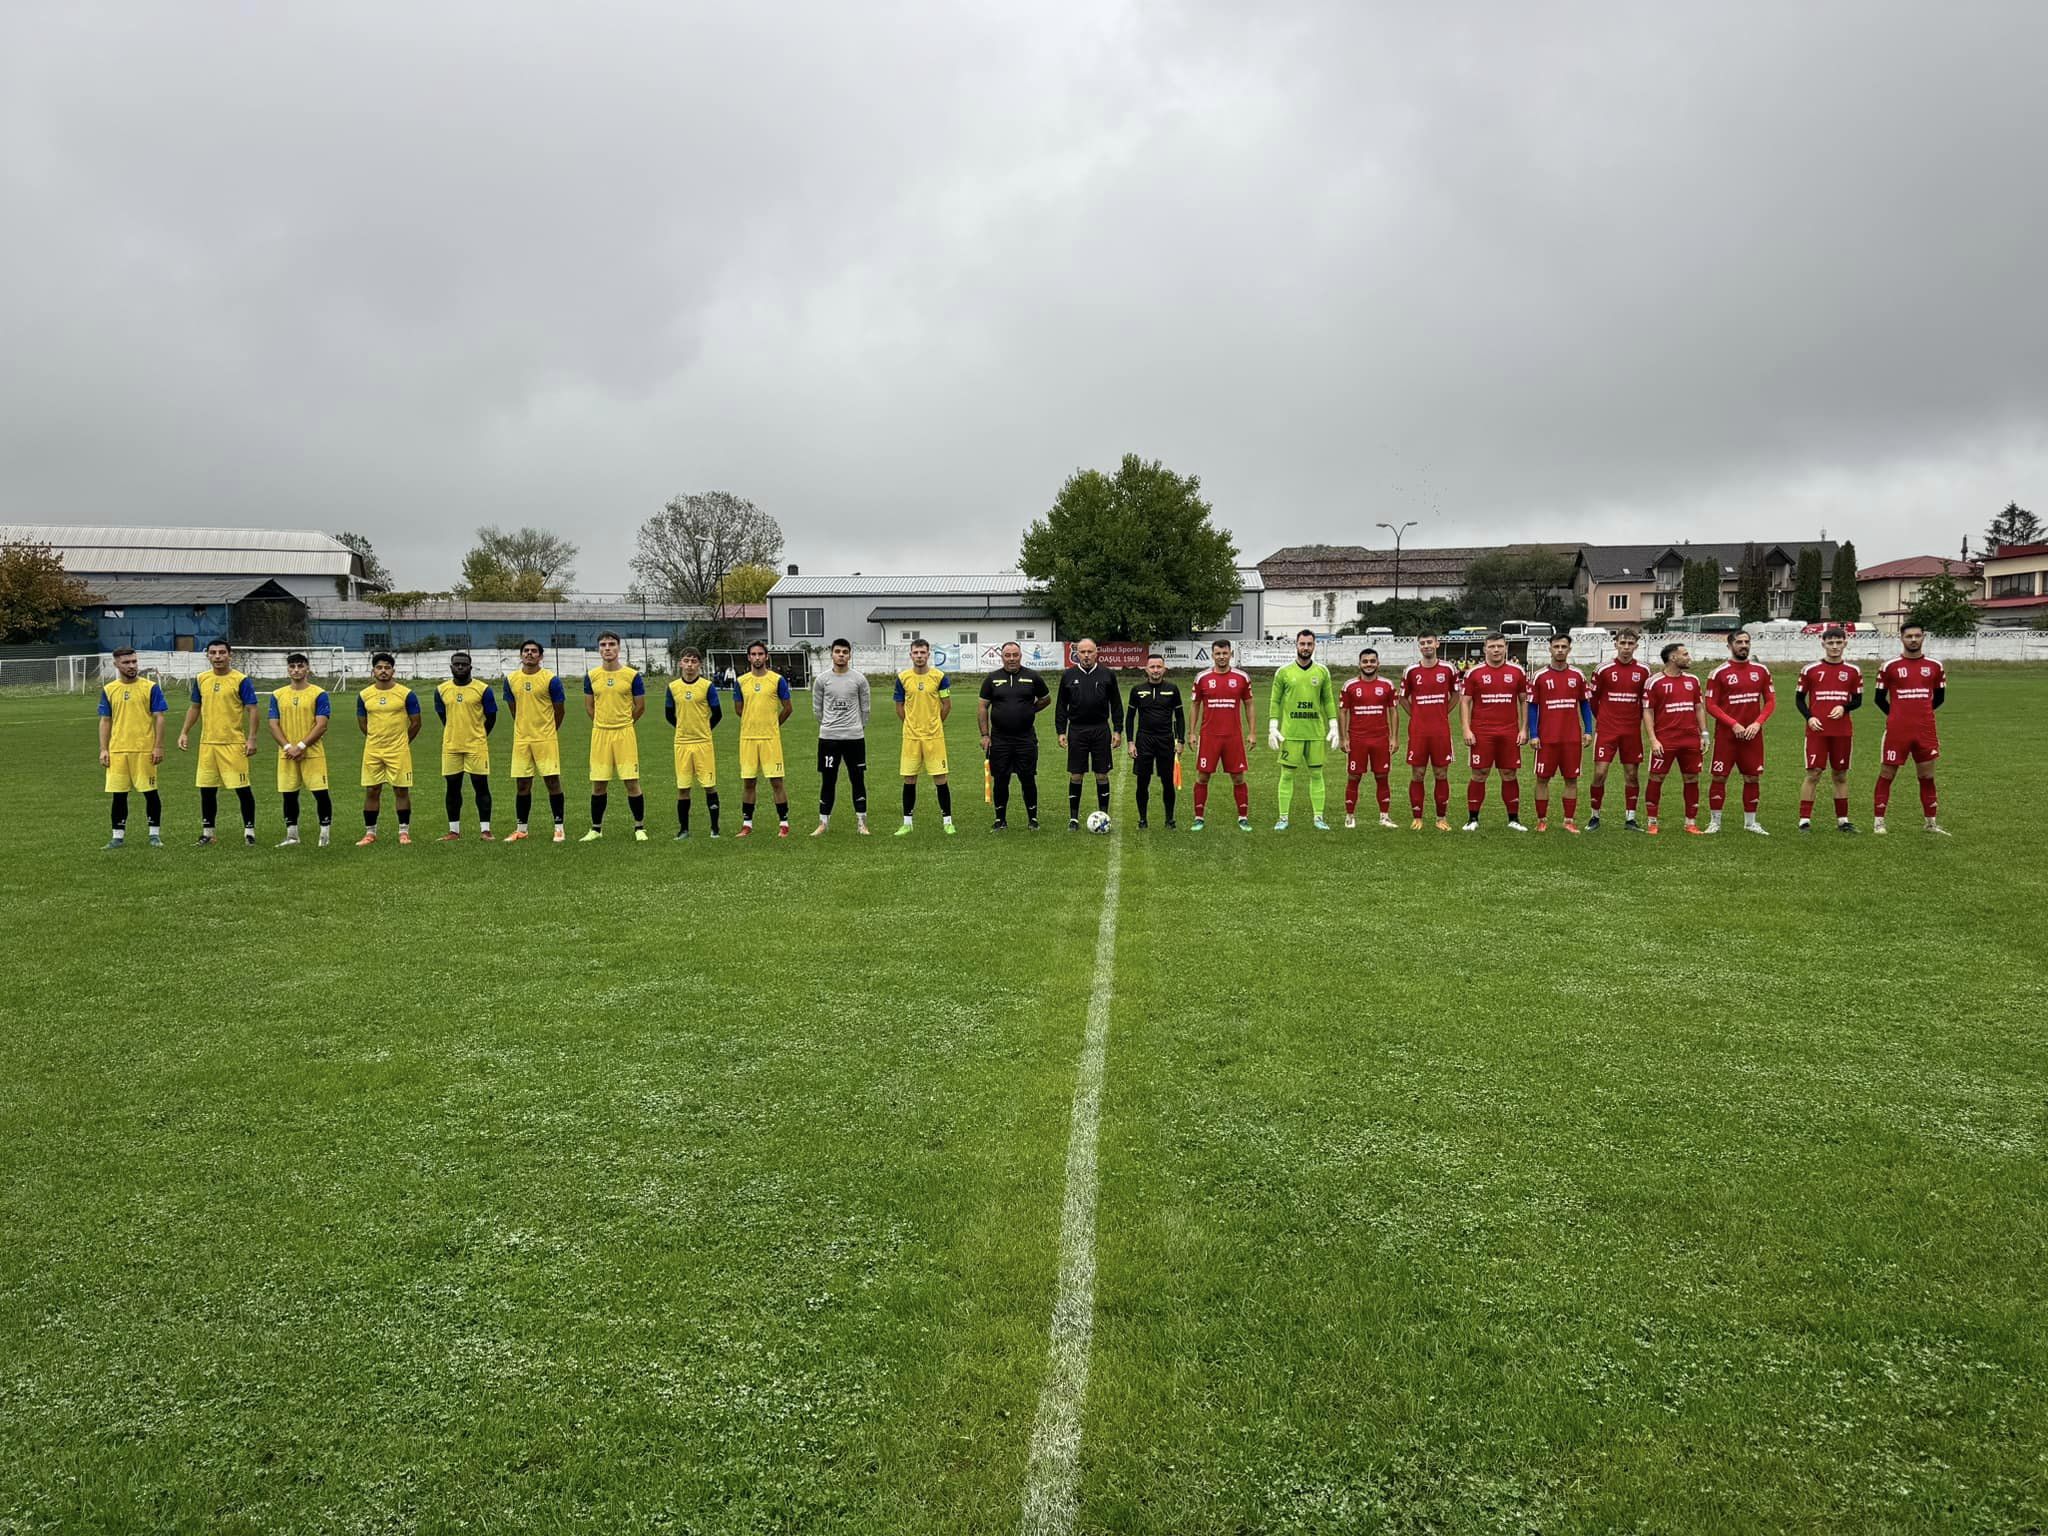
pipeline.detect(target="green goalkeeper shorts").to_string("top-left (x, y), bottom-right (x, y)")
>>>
top-left (1278, 738), bottom-right (1326, 770)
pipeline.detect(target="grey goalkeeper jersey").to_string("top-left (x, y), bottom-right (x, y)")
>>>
top-left (813, 669), bottom-right (871, 739)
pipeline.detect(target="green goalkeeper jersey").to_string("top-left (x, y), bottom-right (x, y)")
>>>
top-left (1270, 661), bottom-right (1338, 739)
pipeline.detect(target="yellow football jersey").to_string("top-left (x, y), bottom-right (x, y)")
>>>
top-left (436, 679), bottom-right (496, 754)
top-left (504, 668), bottom-right (564, 741)
top-left (100, 677), bottom-right (167, 752)
top-left (669, 676), bottom-right (718, 744)
top-left (269, 683), bottom-right (330, 745)
top-left (585, 665), bottom-right (644, 730)
top-left (733, 670), bottom-right (789, 739)
top-left (357, 681), bottom-right (418, 752)
top-left (895, 667), bottom-right (950, 739)
top-left (190, 669), bottom-right (258, 744)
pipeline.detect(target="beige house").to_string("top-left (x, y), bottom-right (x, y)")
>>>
top-left (1855, 555), bottom-right (1980, 634)
top-left (1976, 542), bottom-right (2048, 628)
top-left (1574, 542), bottom-right (1836, 629)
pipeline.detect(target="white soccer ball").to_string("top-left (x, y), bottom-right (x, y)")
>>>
top-left (1085, 810), bottom-right (1112, 834)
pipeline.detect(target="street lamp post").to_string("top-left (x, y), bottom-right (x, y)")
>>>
top-left (1377, 520), bottom-right (1418, 606)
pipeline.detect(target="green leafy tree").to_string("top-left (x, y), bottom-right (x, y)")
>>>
top-left (1680, 557), bottom-right (1721, 617)
top-left (1983, 501), bottom-right (2042, 555)
top-left (1790, 546), bottom-right (1825, 622)
top-left (1905, 571), bottom-right (1980, 637)
top-left (454, 526), bottom-right (578, 601)
top-left (1019, 454), bottom-right (1241, 643)
top-left (1338, 596), bottom-right (1462, 637)
top-left (0, 540), bottom-right (96, 642)
top-left (1735, 543), bottom-right (1771, 624)
top-left (715, 561), bottom-right (781, 607)
top-left (330, 531), bottom-right (394, 594)
top-left (1829, 542), bottom-right (1862, 623)
top-left (1456, 548), bottom-right (1580, 629)
top-left (2032, 610), bottom-right (2048, 632)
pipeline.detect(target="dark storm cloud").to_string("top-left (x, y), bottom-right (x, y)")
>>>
top-left (3, 1), bottom-right (2043, 584)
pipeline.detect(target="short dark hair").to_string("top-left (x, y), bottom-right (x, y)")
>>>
top-left (1146, 652), bottom-right (1164, 661)
top-left (284, 652), bottom-right (308, 666)
top-left (1660, 641), bottom-right (1683, 663)
top-left (1296, 629), bottom-right (1315, 641)
top-left (1416, 631), bottom-right (1438, 642)
top-left (679, 646), bottom-right (701, 662)
top-left (1901, 620), bottom-right (1925, 635)
top-left (206, 638), bottom-right (230, 652)
top-left (1360, 647), bottom-right (1378, 660)
top-left (450, 651), bottom-right (471, 664)
top-left (520, 639), bottom-right (543, 655)
top-left (1485, 632), bottom-right (1505, 643)
top-left (1822, 626), bottom-right (1846, 641)
top-left (371, 651), bottom-right (396, 668)
top-left (830, 637), bottom-right (851, 650)
top-left (1212, 638), bottom-right (1232, 648)
top-left (909, 637), bottom-right (929, 649)
top-left (1729, 629), bottom-right (1750, 643)
top-left (597, 630), bottom-right (621, 645)
top-left (1615, 629), bottom-right (1639, 642)
top-left (748, 640), bottom-right (769, 655)
top-left (112, 646), bottom-right (137, 660)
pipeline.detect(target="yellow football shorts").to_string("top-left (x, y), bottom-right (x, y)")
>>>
top-left (510, 740), bottom-right (560, 779)
top-left (739, 736), bottom-right (785, 779)
top-left (277, 751), bottom-right (329, 792)
top-left (196, 742), bottom-right (251, 789)
top-left (588, 728), bottom-right (639, 782)
top-left (105, 750), bottom-right (158, 793)
top-left (360, 750), bottom-right (413, 788)
top-left (899, 735), bottom-right (949, 778)
top-left (675, 741), bottom-right (717, 790)
top-left (440, 747), bottom-right (490, 777)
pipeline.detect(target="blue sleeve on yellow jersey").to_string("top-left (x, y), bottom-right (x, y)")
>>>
top-left (97, 693), bottom-right (112, 716)
top-left (549, 677), bottom-right (565, 704)
top-left (777, 676), bottom-right (790, 701)
top-left (583, 674), bottom-right (594, 695)
top-left (665, 690), bottom-right (677, 725)
top-left (314, 691), bottom-right (329, 716)
top-left (151, 683), bottom-right (167, 712)
top-left (406, 692), bottom-right (421, 716)
top-left (482, 687), bottom-right (497, 730)
top-left (935, 670), bottom-right (949, 697)
top-left (357, 695), bottom-right (369, 718)
top-left (501, 677), bottom-right (515, 705)
top-left (238, 677), bottom-right (258, 706)
top-left (632, 672), bottom-right (646, 697)
top-left (190, 679), bottom-right (202, 703)
top-left (268, 695), bottom-right (281, 719)
top-left (433, 689), bottom-right (447, 722)
top-left (708, 687), bottom-right (722, 728)
top-left (893, 676), bottom-right (907, 703)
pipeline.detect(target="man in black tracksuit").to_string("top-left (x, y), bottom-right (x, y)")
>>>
top-left (977, 642), bottom-right (1051, 829)
top-left (1055, 637), bottom-right (1123, 828)
top-left (1124, 653), bottom-right (1186, 829)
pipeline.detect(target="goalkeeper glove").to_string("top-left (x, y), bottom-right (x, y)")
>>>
top-left (1325, 719), bottom-right (1340, 749)
top-left (1267, 721), bottom-right (1282, 752)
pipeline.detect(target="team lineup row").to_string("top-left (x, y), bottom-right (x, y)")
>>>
top-left (91, 623), bottom-right (1953, 848)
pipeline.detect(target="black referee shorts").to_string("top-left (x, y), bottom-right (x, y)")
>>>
top-left (1133, 737), bottom-right (1174, 783)
top-left (1066, 725), bottom-right (1113, 775)
top-left (989, 735), bottom-right (1038, 777)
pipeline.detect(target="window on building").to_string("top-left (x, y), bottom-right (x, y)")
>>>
top-left (1311, 598), bottom-right (1322, 618)
top-left (789, 606), bottom-right (825, 637)
top-left (444, 632), bottom-right (471, 649)
top-left (1015, 629), bottom-right (1037, 640)
top-left (363, 632), bottom-right (390, 651)
top-left (1990, 572), bottom-right (2037, 598)
top-left (899, 630), bottom-right (921, 642)
top-left (1608, 593), bottom-right (1630, 611)
top-left (1356, 600), bottom-right (1368, 615)
top-left (551, 633), bottom-right (578, 650)
top-left (1219, 605), bottom-right (1244, 634)
top-left (958, 631), bottom-right (978, 644)
top-left (495, 633), bottom-right (527, 649)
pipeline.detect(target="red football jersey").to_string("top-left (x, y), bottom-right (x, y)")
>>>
top-left (1591, 661), bottom-right (1651, 735)
top-left (1707, 660), bottom-right (1776, 729)
top-left (1879, 655), bottom-right (1944, 732)
top-left (1799, 661), bottom-right (1861, 736)
top-left (1462, 664), bottom-right (1528, 735)
top-left (1529, 664), bottom-right (1590, 743)
top-left (1341, 675), bottom-right (1398, 742)
top-left (1645, 671), bottom-right (1704, 742)
top-left (1401, 662), bottom-right (1459, 731)
top-left (1193, 667), bottom-right (1251, 735)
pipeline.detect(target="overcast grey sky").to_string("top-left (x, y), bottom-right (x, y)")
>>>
top-left (5, 1), bottom-right (2044, 588)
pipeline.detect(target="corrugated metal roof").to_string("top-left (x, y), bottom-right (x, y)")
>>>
top-left (1259, 544), bottom-right (1578, 589)
top-left (774, 567), bottom-right (1263, 597)
top-left (306, 598), bottom-right (712, 622)
top-left (85, 576), bottom-right (294, 605)
top-left (867, 604), bottom-right (1052, 622)
top-left (0, 523), bottom-right (356, 576)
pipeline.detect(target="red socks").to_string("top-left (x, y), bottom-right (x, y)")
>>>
top-left (1503, 778), bottom-right (1521, 819)
top-left (1194, 781), bottom-right (1208, 818)
top-left (1345, 776), bottom-right (1361, 814)
top-left (1919, 777), bottom-right (1938, 818)
top-left (1874, 777), bottom-right (1892, 817)
top-left (1834, 795), bottom-right (1849, 821)
top-left (1436, 777), bottom-right (1450, 816)
top-left (1709, 777), bottom-right (1728, 812)
top-left (1742, 779), bottom-right (1759, 814)
top-left (1233, 781), bottom-right (1249, 818)
top-left (1467, 779), bottom-right (1485, 816)
top-left (1375, 775), bottom-right (1391, 815)
top-left (1800, 797), bottom-right (1815, 821)
top-left (1410, 779), bottom-right (1425, 816)
top-left (1683, 780), bottom-right (1700, 820)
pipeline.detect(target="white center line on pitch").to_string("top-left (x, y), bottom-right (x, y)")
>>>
top-left (1019, 823), bottom-right (1123, 1536)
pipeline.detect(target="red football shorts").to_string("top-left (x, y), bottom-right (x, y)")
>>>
top-left (1468, 732), bottom-right (1521, 774)
top-left (1406, 726), bottom-right (1452, 768)
top-left (1197, 729), bottom-right (1247, 776)
top-left (1650, 740), bottom-right (1703, 776)
top-left (1881, 729), bottom-right (1939, 766)
top-left (1711, 728), bottom-right (1766, 778)
top-left (1594, 730), bottom-right (1643, 766)
top-left (1347, 738), bottom-right (1391, 776)
top-left (1534, 737), bottom-right (1583, 778)
top-left (1804, 731), bottom-right (1853, 772)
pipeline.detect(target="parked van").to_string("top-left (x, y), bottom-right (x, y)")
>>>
top-left (1499, 620), bottom-right (1555, 642)
top-left (1692, 612), bottom-right (1743, 633)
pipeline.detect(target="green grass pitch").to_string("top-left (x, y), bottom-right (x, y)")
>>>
top-left (2, 666), bottom-right (2044, 1533)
